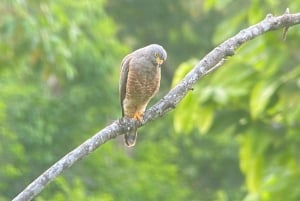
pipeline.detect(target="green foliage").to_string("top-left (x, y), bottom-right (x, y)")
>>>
top-left (105, 0), bottom-right (221, 86)
top-left (0, 0), bottom-right (126, 199)
top-left (173, 59), bottom-right (215, 134)
top-left (171, 2), bottom-right (300, 201)
top-left (2, 0), bottom-right (300, 201)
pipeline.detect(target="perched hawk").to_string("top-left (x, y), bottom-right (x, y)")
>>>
top-left (119, 44), bottom-right (167, 147)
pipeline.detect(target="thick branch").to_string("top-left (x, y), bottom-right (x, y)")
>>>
top-left (12, 12), bottom-right (300, 201)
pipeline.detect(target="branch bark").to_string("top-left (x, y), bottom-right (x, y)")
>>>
top-left (12, 11), bottom-right (300, 201)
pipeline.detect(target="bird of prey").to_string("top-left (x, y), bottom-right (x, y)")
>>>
top-left (119, 44), bottom-right (167, 147)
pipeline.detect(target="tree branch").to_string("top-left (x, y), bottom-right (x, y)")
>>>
top-left (12, 11), bottom-right (300, 201)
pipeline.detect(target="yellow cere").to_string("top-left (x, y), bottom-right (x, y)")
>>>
top-left (156, 57), bottom-right (164, 65)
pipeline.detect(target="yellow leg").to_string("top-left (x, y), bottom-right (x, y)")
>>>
top-left (133, 111), bottom-right (144, 122)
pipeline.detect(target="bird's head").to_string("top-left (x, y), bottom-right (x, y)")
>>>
top-left (147, 44), bottom-right (167, 66)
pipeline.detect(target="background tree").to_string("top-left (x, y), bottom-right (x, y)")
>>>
top-left (1, 0), bottom-right (300, 201)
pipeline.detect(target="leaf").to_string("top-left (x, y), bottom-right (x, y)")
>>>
top-left (203, 0), bottom-right (216, 11)
top-left (196, 105), bottom-right (214, 134)
top-left (212, 86), bottom-right (229, 105)
top-left (212, 11), bottom-right (247, 45)
top-left (171, 59), bottom-right (198, 87)
top-left (173, 93), bottom-right (196, 134)
top-left (248, 0), bottom-right (265, 25)
top-left (239, 133), bottom-right (264, 193)
top-left (249, 80), bottom-right (280, 119)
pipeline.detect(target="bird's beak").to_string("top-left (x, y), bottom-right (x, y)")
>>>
top-left (156, 57), bottom-right (164, 65)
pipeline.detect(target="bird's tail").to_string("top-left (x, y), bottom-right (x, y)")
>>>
top-left (124, 128), bottom-right (137, 147)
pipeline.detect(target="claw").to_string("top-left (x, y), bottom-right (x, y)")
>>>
top-left (133, 111), bottom-right (143, 122)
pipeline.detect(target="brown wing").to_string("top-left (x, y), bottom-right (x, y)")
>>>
top-left (119, 54), bottom-right (132, 117)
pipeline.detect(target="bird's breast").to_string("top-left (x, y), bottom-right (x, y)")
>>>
top-left (126, 65), bottom-right (161, 103)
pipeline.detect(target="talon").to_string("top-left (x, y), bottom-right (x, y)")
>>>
top-left (133, 112), bottom-right (143, 122)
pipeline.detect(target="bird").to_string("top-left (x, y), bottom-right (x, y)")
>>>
top-left (119, 44), bottom-right (167, 147)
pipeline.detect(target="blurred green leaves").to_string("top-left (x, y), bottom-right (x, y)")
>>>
top-left (0, 0), bottom-right (126, 199)
top-left (170, 1), bottom-right (300, 200)
top-left (1, 0), bottom-right (300, 201)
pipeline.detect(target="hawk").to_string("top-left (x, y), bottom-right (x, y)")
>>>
top-left (119, 44), bottom-right (167, 147)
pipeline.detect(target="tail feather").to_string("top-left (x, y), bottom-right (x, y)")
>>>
top-left (124, 129), bottom-right (137, 147)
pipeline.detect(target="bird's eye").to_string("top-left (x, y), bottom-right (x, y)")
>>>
top-left (154, 52), bottom-right (159, 58)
